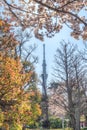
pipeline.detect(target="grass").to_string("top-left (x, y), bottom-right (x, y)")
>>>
top-left (26, 128), bottom-right (72, 130)
top-left (26, 127), bottom-right (87, 130)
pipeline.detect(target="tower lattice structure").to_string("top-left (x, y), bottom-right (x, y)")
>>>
top-left (41, 44), bottom-right (49, 128)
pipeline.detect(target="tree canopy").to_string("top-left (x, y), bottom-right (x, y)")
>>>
top-left (0, 19), bottom-right (41, 129)
top-left (1, 0), bottom-right (87, 40)
top-left (49, 41), bottom-right (87, 130)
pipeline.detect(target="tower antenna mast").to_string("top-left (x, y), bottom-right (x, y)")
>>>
top-left (41, 44), bottom-right (49, 128)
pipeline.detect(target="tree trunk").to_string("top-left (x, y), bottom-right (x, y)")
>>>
top-left (75, 107), bottom-right (80, 130)
top-left (22, 125), bottom-right (26, 130)
top-left (68, 91), bottom-right (76, 130)
top-left (69, 114), bottom-right (76, 130)
top-left (69, 101), bottom-right (76, 130)
top-left (85, 115), bottom-right (87, 127)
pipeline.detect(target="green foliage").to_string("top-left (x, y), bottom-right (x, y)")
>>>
top-left (26, 86), bottom-right (41, 127)
top-left (9, 123), bottom-right (22, 130)
top-left (81, 128), bottom-right (87, 130)
top-left (0, 109), bottom-right (4, 125)
top-left (49, 118), bottom-right (62, 128)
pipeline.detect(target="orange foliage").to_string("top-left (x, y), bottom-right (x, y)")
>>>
top-left (0, 19), bottom-right (19, 56)
top-left (0, 19), bottom-right (41, 127)
top-left (0, 19), bottom-right (10, 32)
top-left (0, 53), bottom-right (32, 101)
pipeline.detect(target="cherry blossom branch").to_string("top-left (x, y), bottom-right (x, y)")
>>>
top-left (34, 0), bottom-right (87, 26)
top-left (3, 0), bottom-right (38, 15)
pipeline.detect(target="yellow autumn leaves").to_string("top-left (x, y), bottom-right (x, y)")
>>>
top-left (0, 19), bottom-right (41, 129)
top-left (0, 19), bottom-right (10, 32)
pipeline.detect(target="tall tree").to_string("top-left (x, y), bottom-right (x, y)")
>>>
top-left (1, 0), bottom-right (87, 40)
top-left (49, 41), bottom-right (87, 130)
top-left (80, 44), bottom-right (87, 127)
top-left (0, 19), bottom-right (41, 129)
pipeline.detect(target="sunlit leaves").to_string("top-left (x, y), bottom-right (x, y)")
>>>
top-left (0, 19), bottom-right (10, 33)
top-left (0, 109), bottom-right (4, 125)
top-left (27, 86), bottom-right (42, 125)
top-left (0, 19), bottom-right (41, 128)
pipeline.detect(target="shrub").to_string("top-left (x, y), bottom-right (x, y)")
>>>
top-left (81, 128), bottom-right (87, 130)
top-left (49, 118), bottom-right (62, 128)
